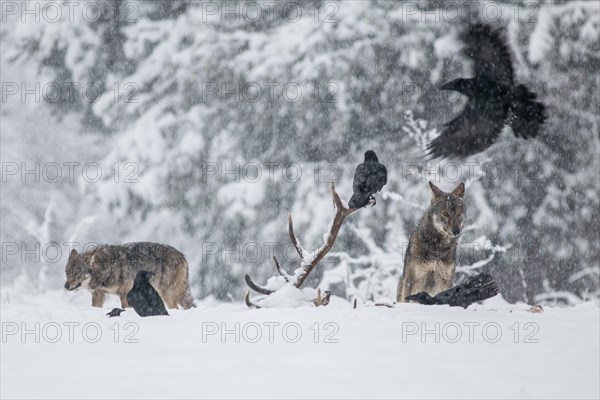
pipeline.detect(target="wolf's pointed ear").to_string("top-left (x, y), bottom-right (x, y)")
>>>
top-left (69, 249), bottom-right (78, 259)
top-left (429, 181), bottom-right (445, 203)
top-left (452, 182), bottom-right (465, 199)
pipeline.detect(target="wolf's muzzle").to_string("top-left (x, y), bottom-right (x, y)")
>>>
top-left (65, 282), bottom-right (81, 291)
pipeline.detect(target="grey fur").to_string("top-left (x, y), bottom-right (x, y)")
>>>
top-left (397, 182), bottom-right (466, 302)
top-left (64, 242), bottom-right (195, 309)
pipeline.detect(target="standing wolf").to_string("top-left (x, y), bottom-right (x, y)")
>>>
top-left (64, 242), bottom-right (195, 309)
top-left (397, 181), bottom-right (465, 302)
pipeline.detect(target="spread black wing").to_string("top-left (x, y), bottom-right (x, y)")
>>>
top-left (464, 23), bottom-right (514, 85)
top-left (427, 97), bottom-right (507, 159)
top-left (508, 85), bottom-right (547, 139)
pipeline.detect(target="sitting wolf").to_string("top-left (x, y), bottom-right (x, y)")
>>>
top-left (397, 181), bottom-right (465, 303)
top-left (64, 242), bottom-right (195, 309)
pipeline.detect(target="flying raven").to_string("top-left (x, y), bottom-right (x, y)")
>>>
top-left (405, 273), bottom-right (499, 308)
top-left (428, 23), bottom-right (547, 159)
top-left (348, 150), bottom-right (387, 209)
top-left (127, 270), bottom-right (169, 317)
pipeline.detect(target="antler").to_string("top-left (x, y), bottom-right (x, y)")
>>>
top-left (245, 181), bottom-right (358, 305)
top-left (290, 181), bottom-right (357, 287)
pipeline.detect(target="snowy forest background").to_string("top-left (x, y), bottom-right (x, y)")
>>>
top-left (1, 0), bottom-right (598, 306)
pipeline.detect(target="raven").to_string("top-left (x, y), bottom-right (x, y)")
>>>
top-left (405, 272), bottom-right (499, 308)
top-left (348, 150), bottom-right (387, 209)
top-left (428, 23), bottom-right (547, 159)
top-left (106, 308), bottom-right (125, 317)
top-left (126, 270), bottom-right (169, 317)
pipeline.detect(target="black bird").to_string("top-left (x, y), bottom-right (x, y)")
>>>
top-left (405, 273), bottom-right (499, 309)
top-left (106, 308), bottom-right (125, 317)
top-left (428, 23), bottom-right (546, 159)
top-left (126, 270), bottom-right (169, 317)
top-left (348, 150), bottom-right (388, 209)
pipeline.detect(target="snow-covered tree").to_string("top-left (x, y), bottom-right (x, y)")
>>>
top-left (2, 0), bottom-right (598, 304)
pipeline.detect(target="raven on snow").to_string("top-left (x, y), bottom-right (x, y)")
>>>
top-left (348, 150), bottom-right (388, 209)
top-left (427, 23), bottom-right (547, 159)
top-left (127, 270), bottom-right (169, 317)
top-left (106, 308), bottom-right (125, 317)
top-left (405, 272), bottom-right (499, 309)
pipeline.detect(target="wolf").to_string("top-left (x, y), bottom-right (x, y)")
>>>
top-left (397, 181), bottom-right (465, 303)
top-left (64, 242), bottom-right (195, 309)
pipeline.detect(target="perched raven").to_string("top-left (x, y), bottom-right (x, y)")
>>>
top-left (348, 150), bottom-right (387, 209)
top-left (126, 270), bottom-right (169, 317)
top-left (106, 308), bottom-right (125, 317)
top-left (405, 272), bottom-right (499, 309)
top-left (428, 23), bottom-right (547, 158)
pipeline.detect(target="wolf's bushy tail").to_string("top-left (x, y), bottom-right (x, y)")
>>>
top-left (174, 254), bottom-right (196, 309)
top-left (509, 84), bottom-right (547, 139)
top-left (406, 273), bottom-right (499, 308)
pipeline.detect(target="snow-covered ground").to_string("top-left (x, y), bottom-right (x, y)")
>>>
top-left (1, 287), bottom-right (598, 399)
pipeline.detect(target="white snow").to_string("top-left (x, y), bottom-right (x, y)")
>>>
top-left (1, 289), bottom-right (598, 399)
top-left (217, 178), bottom-right (266, 220)
top-left (528, 6), bottom-right (554, 64)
